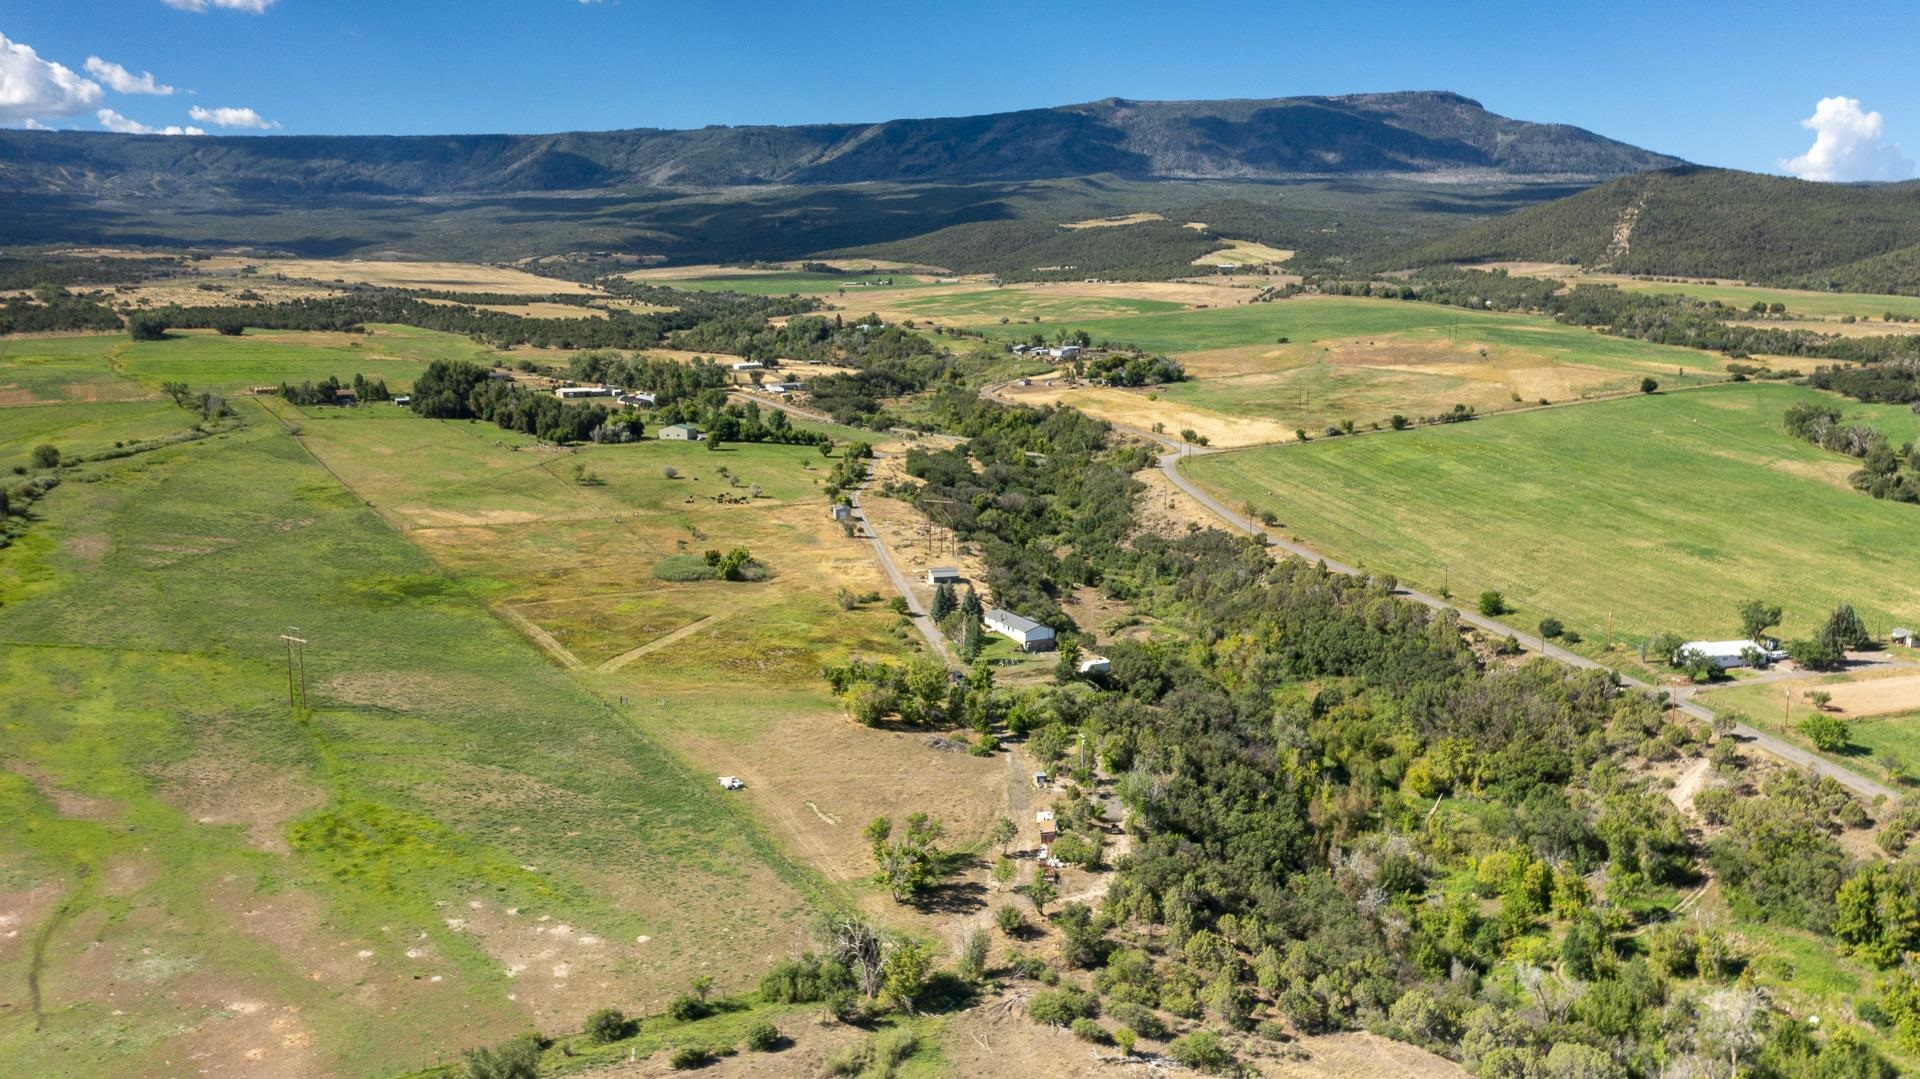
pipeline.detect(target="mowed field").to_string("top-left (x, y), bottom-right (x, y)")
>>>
top-left (1701, 670), bottom-right (1920, 789)
top-left (0, 328), bottom-right (1010, 1075)
top-left (1184, 382), bottom-right (1920, 655)
top-left (1479, 263), bottom-right (1920, 323)
top-left (990, 295), bottom-right (1734, 446)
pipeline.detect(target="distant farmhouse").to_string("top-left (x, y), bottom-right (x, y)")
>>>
top-left (1674, 639), bottom-right (1787, 670)
top-left (556, 385), bottom-right (612, 400)
top-left (985, 608), bottom-right (1055, 652)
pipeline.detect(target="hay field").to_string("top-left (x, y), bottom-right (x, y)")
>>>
top-left (218, 256), bottom-right (599, 295)
top-left (1193, 239), bottom-right (1295, 267)
top-left (1186, 382), bottom-right (1920, 655)
top-left (1472, 263), bottom-right (1920, 322)
top-left (976, 296), bottom-right (1732, 445)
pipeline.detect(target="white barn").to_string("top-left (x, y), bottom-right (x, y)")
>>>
top-left (984, 608), bottom-right (1055, 652)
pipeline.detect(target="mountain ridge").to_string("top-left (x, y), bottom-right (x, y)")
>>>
top-left (0, 91), bottom-right (1683, 198)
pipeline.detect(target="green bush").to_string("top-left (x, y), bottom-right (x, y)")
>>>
top-left (668, 1044), bottom-right (712, 1069)
top-left (1069, 1017), bottom-right (1111, 1044)
top-left (1477, 590), bottom-right (1506, 616)
top-left (665, 993), bottom-right (709, 1021)
top-left (1028, 986), bottom-right (1099, 1026)
top-left (29, 444), bottom-right (60, 470)
top-left (1538, 617), bottom-right (1564, 639)
top-left (462, 1035), bottom-right (541, 1079)
top-left (584, 1007), bottom-right (631, 1043)
top-left (1167, 1029), bottom-right (1235, 1073)
top-left (1798, 713), bottom-right (1852, 752)
top-left (743, 1019), bottom-right (781, 1052)
top-left (653, 554), bottom-right (716, 581)
top-left (995, 905), bottom-right (1027, 937)
top-left (1106, 1001), bottom-right (1167, 1040)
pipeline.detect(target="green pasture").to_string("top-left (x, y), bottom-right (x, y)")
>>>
top-left (1569, 275), bottom-right (1920, 322)
top-left (0, 385), bottom-right (844, 1073)
top-left (890, 288), bottom-right (1185, 325)
top-left (114, 324), bottom-right (503, 394)
top-left (1702, 676), bottom-right (1920, 790)
top-left (1186, 383), bottom-right (1920, 657)
top-left (0, 334), bottom-right (150, 404)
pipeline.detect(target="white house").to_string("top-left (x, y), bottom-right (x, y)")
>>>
top-left (1675, 639), bottom-right (1785, 669)
top-left (927, 567), bottom-right (962, 585)
top-left (984, 608), bottom-right (1055, 652)
top-left (556, 385), bottom-right (611, 400)
top-left (729, 361), bottom-right (766, 372)
top-left (1051, 345), bottom-right (1082, 361)
top-left (659, 423), bottom-right (704, 441)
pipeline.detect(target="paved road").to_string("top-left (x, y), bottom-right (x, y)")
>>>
top-left (847, 486), bottom-right (956, 668)
top-left (1156, 447), bottom-right (1903, 805)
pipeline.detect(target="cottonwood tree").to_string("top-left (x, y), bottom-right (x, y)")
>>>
top-left (1737, 599), bottom-right (1783, 641)
top-left (865, 813), bottom-right (947, 902)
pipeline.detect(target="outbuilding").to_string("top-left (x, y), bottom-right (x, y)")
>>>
top-left (1077, 655), bottom-right (1110, 676)
top-left (829, 504), bottom-right (853, 522)
top-left (1894, 628), bottom-right (1915, 649)
top-left (984, 608), bottom-right (1056, 652)
top-left (556, 385), bottom-right (611, 399)
top-left (659, 423), bottom-right (704, 441)
top-left (927, 567), bottom-right (962, 585)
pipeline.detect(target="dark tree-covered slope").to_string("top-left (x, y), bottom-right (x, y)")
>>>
top-left (1401, 166), bottom-right (1920, 292)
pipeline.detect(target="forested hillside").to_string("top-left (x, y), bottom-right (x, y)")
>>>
top-left (1402, 167), bottom-right (1920, 293)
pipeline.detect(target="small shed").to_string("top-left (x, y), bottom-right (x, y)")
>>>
top-left (333, 388), bottom-right (357, 406)
top-left (1036, 809), bottom-right (1057, 845)
top-left (927, 567), bottom-right (962, 585)
top-left (985, 608), bottom-right (1056, 652)
top-left (829, 504), bottom-right (853, 522)
top-left (1893, 627), bottom-right (1915, 648)
top-left (392, 395), bottom-right (411, 406)
top-left (1032, 771), bottom-right (1049, 789)
top-left (659, 423), bottom-right (704, 441)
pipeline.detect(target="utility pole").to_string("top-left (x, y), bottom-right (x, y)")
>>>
top-left (279, 628), bottom-right (309, 712)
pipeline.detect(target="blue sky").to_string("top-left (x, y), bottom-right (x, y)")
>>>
top-left (3, 0), bottom-right (1916, 179)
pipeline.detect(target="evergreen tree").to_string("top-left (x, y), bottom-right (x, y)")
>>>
top-left (931, 581), bottom-right (956, 620)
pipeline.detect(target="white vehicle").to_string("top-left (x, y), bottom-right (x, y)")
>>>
top-left (718, 776), bottom-right (745, 791)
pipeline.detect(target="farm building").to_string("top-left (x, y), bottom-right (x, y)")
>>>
top-left (1036, 810), bottom-right (1057, 845)
top-left (333, 388), bottom-right (357, 406)
top-left (555, 385), bottom-right (611, 400)
top-left (392, 395), bottom-right (411, 406)
top-left (729, 361), bottom-right (766, 372)
top-left (985, 608), bottom-right (1055, 652)
top-left (766, 381), bottom-right (807, 393)
top-left (617, 391), bottom-right (657, 407)
top-left (1078, 655), bottom-right (1110, 675)
top-left (829, 504), bottom-right (853, 522)
top-left (659, 423), bottom-right (704, 441)
top-left (1894, 628), bottom-right (1915, 648)
top-left (1051, 345), bottom-right (1082, 361)
top-left (927, 567), bottom-right (962, 585)
top-left (1674, 639), bottom-right (1785, 669)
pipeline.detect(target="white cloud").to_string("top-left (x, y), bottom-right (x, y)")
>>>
top-left (23, 117), bottom-right (52, 130)
top-left (85, 56), bottom-right (176, 96)
top-left (189, 104), bottom-right (276, 129)
top-left (1781, 96), bottom-right (1914, 182)
top-left (0, 32), bottom-right (103, 122)
top-left (98, 108), bottom-right (205, 136)
top-left (163, 0), bottom-right (278, 11)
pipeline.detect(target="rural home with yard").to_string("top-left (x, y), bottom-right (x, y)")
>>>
top-left (1675, 639), bottom-right (1785, 669)
top-left (985, 608), bottom-right (1055, 652)
top-left (659, 423), bottom-right (704, 441)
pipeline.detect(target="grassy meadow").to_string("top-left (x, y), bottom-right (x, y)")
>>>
top-left (1185, 382), bottom-right (1920, 656)
top-left (985, 295), bottom-right (1734, 446)
top-left (0, 326), bottom-right (1010, 1075)
top-left (639, 270), bottom-right (935, 295)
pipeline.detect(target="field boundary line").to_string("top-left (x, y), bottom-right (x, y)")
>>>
top-left (597, 615), bottom-right (720, 672)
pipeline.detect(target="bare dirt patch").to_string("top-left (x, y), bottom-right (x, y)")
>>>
top-left (216, 257), bottom-right (598, 296)
top-left (158, 755), bottom-right (325, 854)
top-left (0, 881), bottom-right (64, 965)
top-left (998, 379), bottom-right (1297, 448)
top-left (1822, 671), bottom-right (1920, 717)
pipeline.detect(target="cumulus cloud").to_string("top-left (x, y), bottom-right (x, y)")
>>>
top-left (189, 104), bottom-right (276, 129)
top-left (0, 32), bottom-right (103, 122)
top-left (98, 108), bottom-right (205, 136)
top-left (85, 56), bottom-right (176, 96)
top-left (1781, 96), bottom-right (1914, 182)
top-left (163, 0), bottom-right (278, 11)
top-left (23, 117), bottom-right (52, 130)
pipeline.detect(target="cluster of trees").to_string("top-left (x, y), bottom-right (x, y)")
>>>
top-left (276, 373), bottom-right (392, 406)
top-left (566, 350), bottom-right (731, 403)
top-left (1784, 402), bottom-right (1920, 503)
top-left (650, 396), bottom-right (828, 448)
top-left (1078, 350), bottom-right (1186, 387)
top-left (408, 360), bottom-right (604, 442)
top-left (0, 292), bottom-right (123, 335)
top-left (1809, 359), bottom-right (1920, 405)
top-left (849, 217), bottom-right (1225, 282)
top-left (898, 390), bottom-right (1146, 634)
